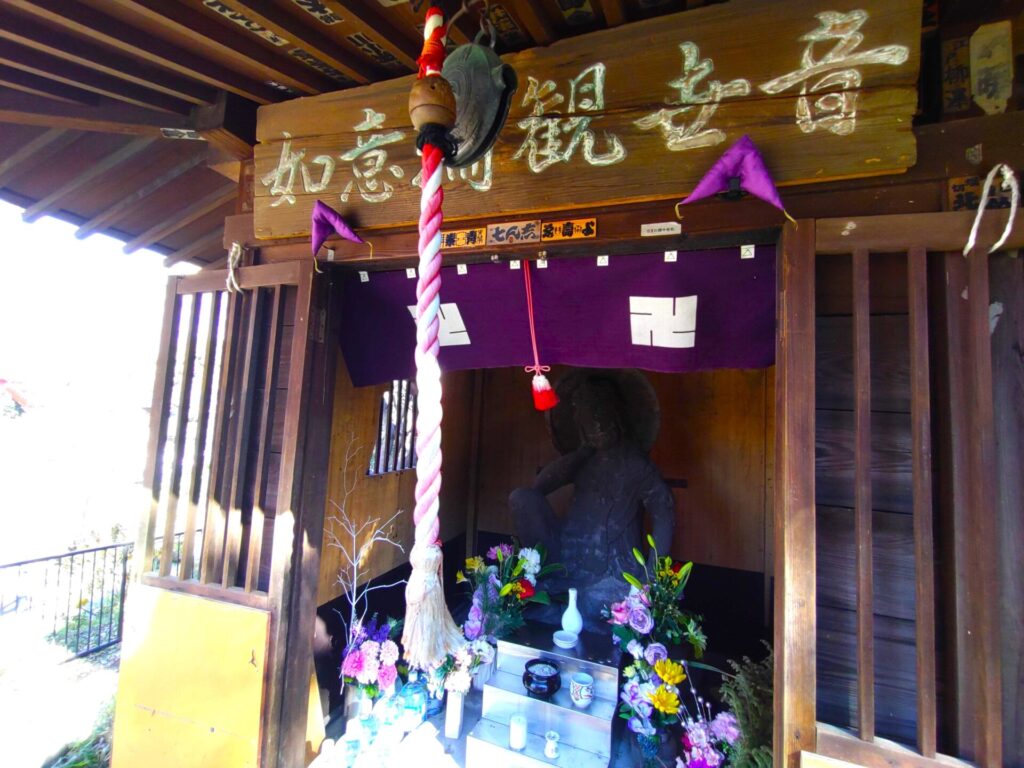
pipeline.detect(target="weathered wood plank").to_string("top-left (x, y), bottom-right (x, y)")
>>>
top-left (254, 0), bottom-right (921, 237)
top-left (774, 220), bottom-right (817, 768)
top-left (816, 315), bottom-right (910, 412)
top-left (852, 249), bottom-right (874, 741)
top-left (907, 246), bottom-right (937, 757)
top-left (817, 210), bottom-right (1024, 254)
top-left (815, 722), bottom-right (972, 768)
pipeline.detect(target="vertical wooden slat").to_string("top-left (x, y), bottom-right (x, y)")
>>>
top-left (244, 286), bottom-right (284, 592)
top-left (160, 295), bottom-right (202, 577)
top-left (179, 291), bottom-right (223, 581)
top-left (852, 247), bottom-right (875, 741)
top-left (135, 279), bottom-right (181, 579)
top-left (200, 289), bottom-right (244, 583)
top-left (774, 220), bottom-right (817, 768)
top-left (222, 288), bottom-right (265, 588)
top-left (964, 246), bottom-right (1003, 767)
top-left (908, 246), bottom-right (938, 756)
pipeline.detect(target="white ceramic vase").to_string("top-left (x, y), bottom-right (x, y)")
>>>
top-left (561, 587), bottom-right (584, 635)
top-left (444, 690), bottom-right (465, 739)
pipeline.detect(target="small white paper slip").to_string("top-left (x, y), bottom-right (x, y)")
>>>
top-left (597, 255), bottom-right (609, 267)
top-left (664, 250), bottom-right (678, 263)
top-left (358, 271), bottom-right (369, 283)
top-left (641, 221), bottom-right (682, 237)
top-left (406, 267), bottom-right (417, 278)
top-left (457, 263), bottom-right (468, 275)
top-left (326, 248), bottom-right (336, 262)
top-left (741, 244), bottom-right (756, 260)
top-left (537, 258), bottom-right (548, 269)
top-left (509, 259), bottom-right (521, 270)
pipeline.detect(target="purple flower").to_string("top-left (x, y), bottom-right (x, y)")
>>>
top-left (644, 642), bottom-right (668, 665)
top-left (378, 663), bottom-right (398, 691)
top-left (710, 712), bottom-right (741, 745)
top-left (468, 604), bottom-right (483, 622)
top-left (341, 649), bottom-right (364, 679)
top-left (464, 618), bottom-right (483, 640)
top-left (621, 680), bottom-right (644, 707)
top-left (628, 606), bottom-right (654, 634)
top-left (486, 543), bottom-right (514, 561)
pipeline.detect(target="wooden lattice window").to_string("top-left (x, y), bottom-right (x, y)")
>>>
top-left (368, 379), bottom-right (417, 476)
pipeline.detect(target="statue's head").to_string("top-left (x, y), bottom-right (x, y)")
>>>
top-left (572, 377), bottom-right (625, 450)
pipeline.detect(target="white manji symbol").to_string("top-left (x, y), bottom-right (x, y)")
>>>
top-left (407, 303), bottom-right (471, 346)
top-left (629, 296), bottom-right (697, 349)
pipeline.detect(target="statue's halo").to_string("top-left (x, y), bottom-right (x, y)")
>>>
top-left (546, 368), bottom-right (661, 455)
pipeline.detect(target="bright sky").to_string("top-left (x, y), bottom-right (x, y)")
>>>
top-left (0, 199), bottom-right (196, 563)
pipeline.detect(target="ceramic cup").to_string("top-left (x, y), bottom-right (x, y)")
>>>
top-left (569, 671), bottom-right (594, 708)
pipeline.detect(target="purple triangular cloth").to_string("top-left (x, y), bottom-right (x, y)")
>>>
top-left (311, 199), bottom-right (363, 256)
top-left (679, 135), bottom-right (790, 215)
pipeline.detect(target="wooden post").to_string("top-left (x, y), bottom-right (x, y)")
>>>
top-left (774, 220), bottom-right (817, 768)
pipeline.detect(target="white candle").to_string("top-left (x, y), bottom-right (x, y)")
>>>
top-left (509, 714), bottom-right (527, 751)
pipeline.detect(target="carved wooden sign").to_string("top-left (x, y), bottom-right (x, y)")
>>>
top-left (254, 0), bottom-right (921, 239)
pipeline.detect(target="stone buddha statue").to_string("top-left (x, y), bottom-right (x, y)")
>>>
top-left (509, 370), bottom-right (675, 631)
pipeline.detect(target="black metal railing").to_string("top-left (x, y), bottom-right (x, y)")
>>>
top-left (0, 530), bottom-right (201, 659)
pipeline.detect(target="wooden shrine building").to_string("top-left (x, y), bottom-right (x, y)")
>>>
top-left (0, 1), bottom-right (1020, 768)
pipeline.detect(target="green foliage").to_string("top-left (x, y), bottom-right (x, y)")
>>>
top-left (46, 700), bottom-right (113, 768)
top-left (718, 642), bottom-right (774, 768)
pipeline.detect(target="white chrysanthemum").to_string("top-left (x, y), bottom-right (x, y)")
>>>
top-left (518, 547), bottom-right (541, 575)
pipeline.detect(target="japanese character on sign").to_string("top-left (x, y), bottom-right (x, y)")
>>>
top-left (441, 227), bottom-right (487, 248)
top-left (759, 10), bottom-right (909, 135)
top-left (487, 220), bottom-right (540, 244)
top-left (413, 150), bottom-right (493, 192)
top-left (541, 218), bottom-right (597, 241)
top-left (514, 63), bottom-right (626, 173)
top-left (635, 42), bottom-right (750, 151)
top-left (260, 132), bottom-right (337, 207)
top-left (340, 109), bottom-right (405, 203)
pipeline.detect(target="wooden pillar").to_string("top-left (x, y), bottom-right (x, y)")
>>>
top-left (773, 221), bottom-right (817, 768)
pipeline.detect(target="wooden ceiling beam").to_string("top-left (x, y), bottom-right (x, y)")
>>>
top-left (204, 0), bottom-right (382, 85)
top-left (509, 1), bottom-right (557, 45)
top-left (124, 184), bottom-right (237, 253)
top-left (0, 90), bottom-right (192, 135)
top-left (7, 0), bottom-right (282, 104)
top-left (593, 0), bottom-right (628, 27)
top-left (0, 39), bottom-right (193, 115)
top-left (322, 0), bottom-right (420, 70)
top-left (0, 128), bottom-right (78, 188)
top-left (193, 92), bottom-right (258, 161)
top-left (164, 227), bottom-right (226, 266)
top-left (75, 150), bottom-right (209, 239)
top-left (0, 64), bottom-right (99, 105)
top-left (21, 137), bottom-right (157, 222)
top-left (102, 0), bottom-right (338, 95)
top-left (0, 7), bottom-right (217, 106)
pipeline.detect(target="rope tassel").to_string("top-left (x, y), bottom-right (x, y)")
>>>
top-left (402, 7), bottom-right (465, 672)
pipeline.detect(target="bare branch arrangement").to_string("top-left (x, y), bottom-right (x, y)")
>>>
top-left (325, 436), bottom-right (407, 648)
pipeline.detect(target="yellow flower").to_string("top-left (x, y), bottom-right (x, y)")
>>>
top-left (654, 659), bottom-right (686, 686)
top-left (649, 685), bottom-right (680, 715)
top-left (456, 570), bottom-right (467, 584)
top-left (466, 556), bottom-right (484, 572)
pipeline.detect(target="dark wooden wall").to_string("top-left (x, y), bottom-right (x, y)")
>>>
top-left (815, 253), bottom-right (921, 745)
top-left (474, 364), bottom-right (774, 576)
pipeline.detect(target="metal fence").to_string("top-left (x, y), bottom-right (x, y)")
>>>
top-left (0, 530), bottom-right (200, 659)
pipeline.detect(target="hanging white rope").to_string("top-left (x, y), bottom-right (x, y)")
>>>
top-left (963, 163), bottom-right (1019, 255)
top-left (226, 241), bottom-right (244, 293)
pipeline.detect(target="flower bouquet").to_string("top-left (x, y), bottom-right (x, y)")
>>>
top-left (458, 542), bottom-right (560, 641)
top-left (678, 709), bottom-right (742, 768)
top-left (340, 614), bottom-right (402, 700)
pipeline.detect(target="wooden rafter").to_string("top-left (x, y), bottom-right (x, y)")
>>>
top-left (509, 0), bottom-right (556, 45)
top-left (164, 228), bottom-right (226, 266)
top-left (102, 0), bottom-right (338, 95)
top-left (0, 64), bottom-right (98, 105)
top-left (193, 92), bottom-right (258, 161)
top-left (6, 0), bottom-right (283, 104)
top-left (0, 91), bottom-right (190, 135)
top-left (0, 128), bottom-right (77, 188)
top-left (0, 7), bottom-right (217, 105)
top-left (197, 0), bottom-right (382, 85)
top-left (0, 38), bottom-right (193, 114)
top-left (593, 0), bottom-right (627, 27)
top-left (124, 184), bottom-right (236, 254)
top-left (75, 150), bottom-right (209, 240)
top-left (21, 136), bottom-right (156, 222)
top-left (321, 0), bottom-right (420, 70)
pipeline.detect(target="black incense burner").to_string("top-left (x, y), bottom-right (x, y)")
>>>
top-left (522, 658), bottom-right (561, 700)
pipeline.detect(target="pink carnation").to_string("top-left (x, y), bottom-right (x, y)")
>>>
top-left (357, 655), bottom-right (380, 686)
top-left (378, 663), bottom-right (398, 691)
top-left (710, 712), bottom-right (741, 745)
top-left (379, 640), bottom-right (399, 666)
top-left (609, 601), bottom-right (630, 625)
top-left (341, 649), bottom-right (365, 679)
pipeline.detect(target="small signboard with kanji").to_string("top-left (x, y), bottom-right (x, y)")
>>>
top-left (542, 218), bottom-right (598, 241)
top-left (441, 227), bottom-right (487, 248)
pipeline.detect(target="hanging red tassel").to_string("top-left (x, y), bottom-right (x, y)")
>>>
top-left (523, 260), bottom-right (559, 411)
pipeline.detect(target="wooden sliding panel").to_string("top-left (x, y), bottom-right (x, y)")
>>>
top-left (851, 248), bottom-right (875, 741)
top-left (964, 247), bottom-right (1003, 767)
top-left (907, 246), bottom-right (937, 757)
top-left (135, 281), bottom-right (181, 579)
top-left (774, 220), bottom-right (817, 768)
